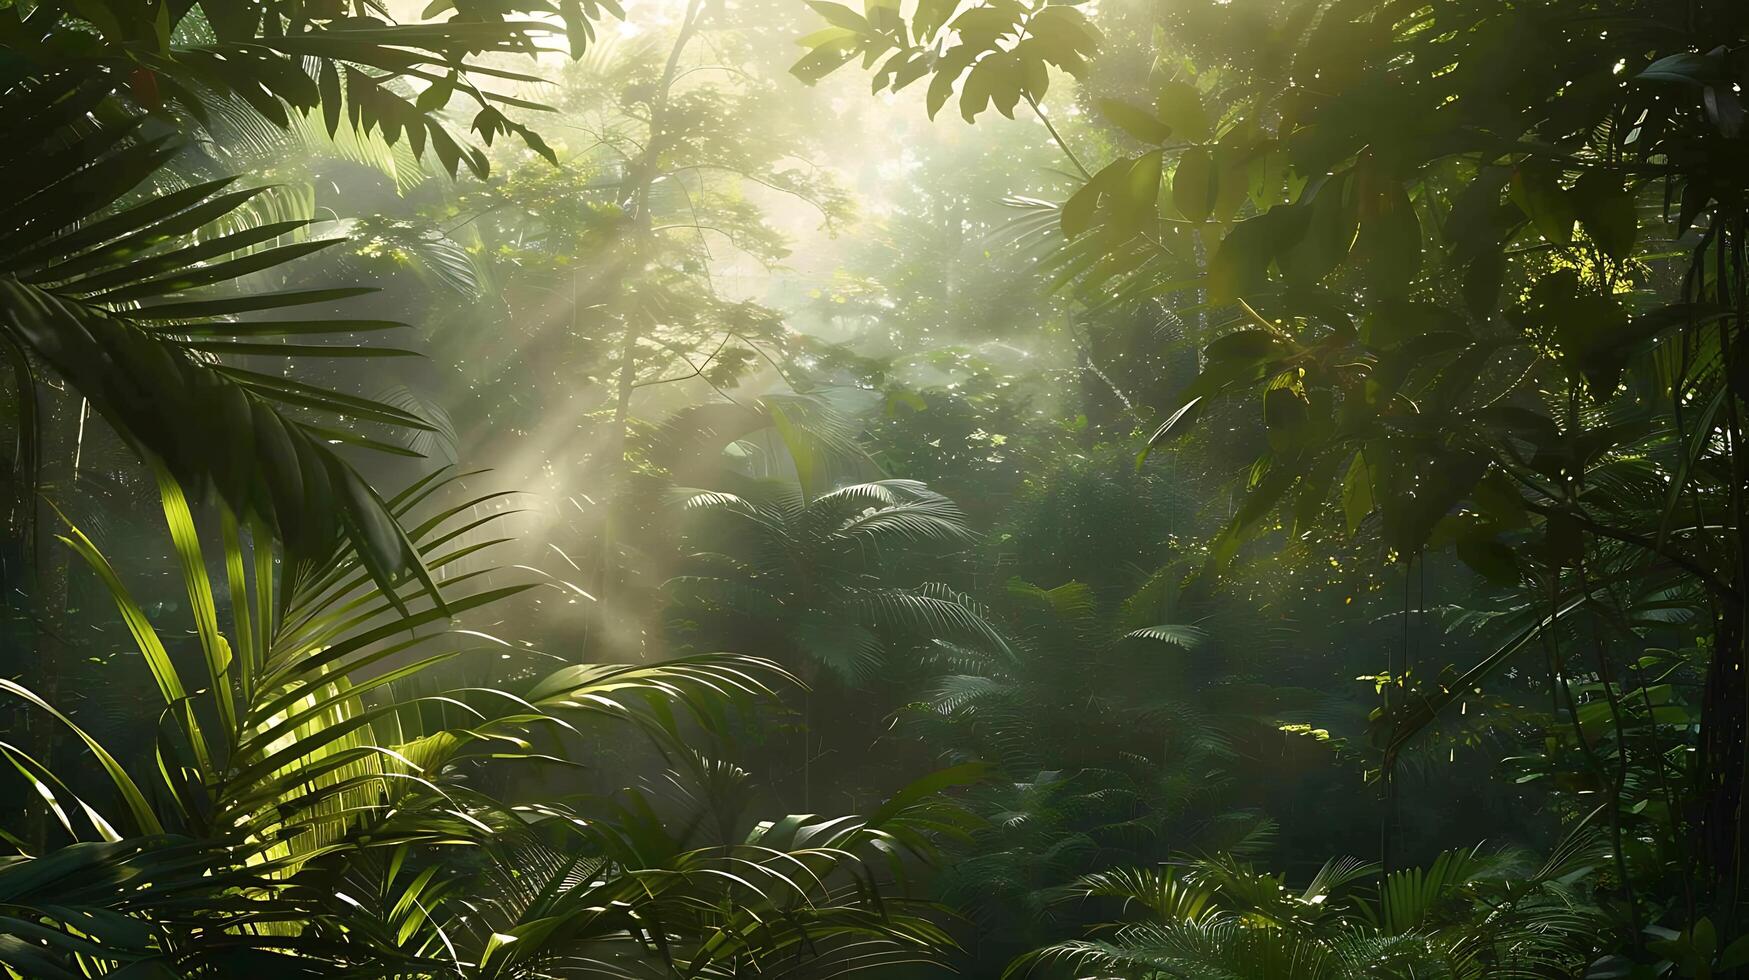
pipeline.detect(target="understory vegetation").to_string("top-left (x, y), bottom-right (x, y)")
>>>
top-left (4, 0), bottom-right (1749, 976)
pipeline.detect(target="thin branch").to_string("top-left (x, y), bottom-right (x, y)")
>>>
top-left (1519, 494), bottom-right (1741, 602)
top-left (668, 164), bottom-right (839, 223)
top-left (633, 330), bottom-right (736, 390)
top-left (1026, 94), bottom-right (1091, 181)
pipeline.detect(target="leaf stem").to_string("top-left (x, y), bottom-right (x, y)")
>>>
top-left (1027, 95), bottom-right (1091, 181)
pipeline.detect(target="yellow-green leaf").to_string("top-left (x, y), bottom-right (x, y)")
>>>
top-left (1172, 146), bottom-right (1217, 223)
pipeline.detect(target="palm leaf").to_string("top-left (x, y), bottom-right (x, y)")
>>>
top-left (0, 89), bottom-right (443, 604)
top-left (1123, 623), bottom-right (1210, 650)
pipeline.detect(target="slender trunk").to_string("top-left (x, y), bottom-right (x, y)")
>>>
top-left (1191, 228), bottom-right (1206, 370)
top-left (1699, 213), bottom-right (1749, 924)
top-left (595, 299), bottom-right (642, 642)
top-left (28, 492), bottom-right (70, 852)
top-left (589, 0), bottom-right (708, 654)
top-left (1702, 608), bottom-right (1745, 910)
top-left (9, 381), bottom-right (72, 852)
top-left (1578, 557), bottom-right (1643, 948)
top-left (1381, 558), bottom-right (1411, 874)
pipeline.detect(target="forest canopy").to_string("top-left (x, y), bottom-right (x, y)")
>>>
top-left (2, 0), bottom-right (1748, 976)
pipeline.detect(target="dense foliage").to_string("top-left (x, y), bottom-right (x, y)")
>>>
top-left (6, 0), bottom-right (1749, 976)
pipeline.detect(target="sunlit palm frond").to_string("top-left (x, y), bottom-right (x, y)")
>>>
top-left (925, 673), bottom-right (1012, 714)
top-left (1012, 842), bottom-right (1603, 980)
top-left (0, 467), bottom-right (814, 977)
top-left (1123, 623), bottom-right (1209, 650)
top-left (369, 767), bottom-right (975, 979)
top-left (1063, 866), bottom-right (1219, 924)
top-left (850, 584), bottom-right (1012, 659)
top-left (1008, 918), bottom-right (1337, 980)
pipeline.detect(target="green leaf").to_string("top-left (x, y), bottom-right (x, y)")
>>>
top-left (1364, 298), bottom-right (1467, 348)
top-left (155, 465), bottom-right (238, 740)
top-left (959, 54), bottom-right (1005, 122)
top-left (1207, 210), bottom-right (1281, 303)
top-left (4, 176), bottom-right (243, 272)
top-left (987, 52), bottom-right (1025, 117)
top-left (1120, 149), bottom-right (1163, 236)
top-left (52, 511), bottom-right (189, 711)
top-left (1280, 173), bottom-right (1357, 285)
top-left (1207, 462), bottom-right (1300, 571)
top-left (1097, 98), bottom-right (1170, 143)
top-left (869, 762), bottom-right (988, 823)
top-left (1205, 329), bottom-right (1291, 365)
top-left (1059, 156), bottom-right (1128, 239)
top-left (1470, 468), bottom-right (1530, 530)
top-left (1354, 182), bottom-right (1421, 293)
top-left (1456, 533), bottom-right (1520, 586)
top-left (1342, 450), bottom-right (1374, 536)
top-left (1210, 126), bottom-right (1255, 222)
top-left (1462, 249), bottom-right (1505, 320)
top-left (1509, 163), bottom-right (1575, 245)
top-left (415, 71), bottom-right (456, 113)
top-left (0, 681), bottom-right (162, 836)
top-left (1123, 623), bottom-right (1207, 648)
top-left (806, 0), bottom-right (872, 32)
top-left (156, 318), bottom-right (407, 337)
top-left (213, 366), bottom-right (435, 429)
top-left (1172, 146), bottom-right (1217, 223)
top-left (925, 62), bottom-right (957, 118)
top-left (176, 340), bottom-right (420, 357)
top-left (769, 402), bottom-right (820, 501)
top-left (1718, 933), bottom-right (1749, 970)
top-left (913, 0), bottom-right (957, 40)
top-left (89, 238), bottom-right (344, 302)
top-left (1694, 918), bottom-right (1718, 957)
top-left (1639, 51), bottom-right (1724, 86)
top-left (1263, 385), bottom-right (1309, 454)
top-left (1155, 79), bottom-right (1207, 141)
top-left (1572, 171), bottom-right (1636, 260)
top-left (1248, 141), bottom-right (1288, 209)
top-left (1018, 50), bottom-right (1049, 100)
top-left (132, 287), bottom-right (376, 319)
top-left (1138, 395), bottom-right (1203, 467)
top-left (318, 60), bottom-right (342, 137)
top-left (791, 33), bottom-right (861, 84)
top-left (62, 218), bottom-right (313, 294)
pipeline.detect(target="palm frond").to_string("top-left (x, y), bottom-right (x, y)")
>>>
top-left (1, 90), bottom-right (443, 601)
top-left (851, 584), bottom-right (1012, 658)
top-left (1123, 624), bottom-right (1209, 649)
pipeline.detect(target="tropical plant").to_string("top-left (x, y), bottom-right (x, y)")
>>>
top-left (380, 762), bottom-right (978, 979)
top-left (0, 0), bottom-right (617, 586)
top-left (1010, 835), bottom-right (1608, 979)
top-left (904, 569), bottom-right (1296, 971)
top-left (28, 0), bottom-right (1749, 975)
top-left (788, 0), bottom-right (1100, 133)
top-left (798, 0), bottom-right (1749, 936)
top-left (0, 466), bottom-right (962, 975)
top-left (284, 762), bottom-right (974, 979)
top-left (2, 0), bottom-right (600, 175)
top-left (1, 83), bottom-right (452, 595)
top-left (668, 477), bottom-right (1005, 684)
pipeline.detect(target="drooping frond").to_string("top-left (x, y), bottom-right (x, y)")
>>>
top-left (1064, 865), bottom-right (1219, 924)
top-left (833, 495), bottom-right (976, 547)
top-left (1123, 623), bottom-right (1210, 649)
top-left (925, 673), bottom-right (1012, 714)
top-left (1, 83), bottom-right (443, 600)
top-left (851, 584), bottom-right (1012, 658)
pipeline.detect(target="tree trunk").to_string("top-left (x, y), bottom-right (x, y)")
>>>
top-left (585, 0), bottom-right (709, 660)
